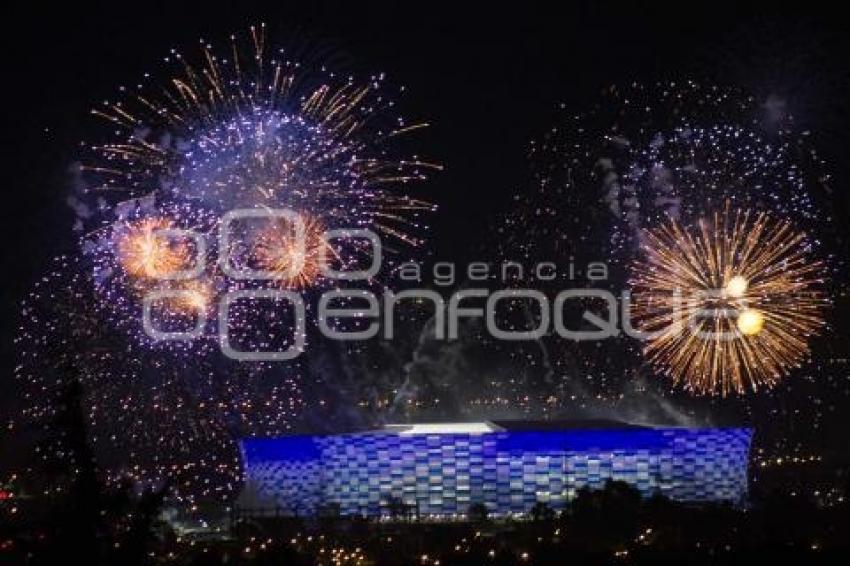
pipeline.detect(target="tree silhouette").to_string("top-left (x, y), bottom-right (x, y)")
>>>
top-left (31, 363), bottom-right (170, 564)
top-left (530, 501), bottom-right (555, 522)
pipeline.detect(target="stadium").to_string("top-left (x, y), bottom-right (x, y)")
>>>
top-left (238, 421), bottom-right (753, 518)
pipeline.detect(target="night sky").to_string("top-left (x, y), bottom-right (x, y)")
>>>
top-left (3, 1), bottom-right (850, 440)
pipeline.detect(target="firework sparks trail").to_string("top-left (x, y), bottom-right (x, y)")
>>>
top-left (629, 203), bottom-right (828, 395)
top-left (253, 213), bottom-right (333, 289)
top-left (480, 80), bottom-right (834, 413)
top-left (15, 25), bottom-right (438, 502)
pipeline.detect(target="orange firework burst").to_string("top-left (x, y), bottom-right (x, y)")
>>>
top-left (169, 279), bottom-right (213, 314)
top-left (254, 214), bottom-right (331, 288)
top-left (117, 218), bottom-right (191, 279)
top-left (629, 204), bottom-right (828, 395)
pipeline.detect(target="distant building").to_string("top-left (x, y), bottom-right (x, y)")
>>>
top-left (238, 421), bottom-right (752, 518)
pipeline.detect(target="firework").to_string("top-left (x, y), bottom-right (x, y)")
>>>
top-left (81, 24), bottom-right (438, 240)
top-left (479, 80), bottom-right (834, 414)
top-left (116, 217), bottom-right (192, 279)
top-left (15, 256), bottom-right (245, 501)
top-left (517, 81), bottom-right (830, 270)
top-left (253, 213), bottom-right (331, 288)
top-left (84, 202), bottom-right (220, 350)
top-left (14, 26), bottom-right (438, 503)
top-left (76, 23), bottom-right (438, 351)
top-left (166, 278), bottom-right (214, 314)
top-left (629, 204), bottom-right (828, 395)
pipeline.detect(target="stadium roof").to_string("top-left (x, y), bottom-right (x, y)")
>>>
top-left (378, 420), bottom-right (647, 435)
top-left (492, 419), bottom-right (649, 431)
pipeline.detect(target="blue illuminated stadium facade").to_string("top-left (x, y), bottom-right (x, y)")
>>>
top-left (239, 421), bottom-right (752, 518)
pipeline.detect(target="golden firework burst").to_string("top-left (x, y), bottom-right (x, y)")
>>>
top-left (254, 214), bottom-right (332, 288)
top-left (169, 279), bottom-right (213, 314)
top-left (117, 218), bottom-right (191, 279)
top-left (629, 203), bottom-right (828, 395)
top-left (85, 25), bottom-right (440, 249)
